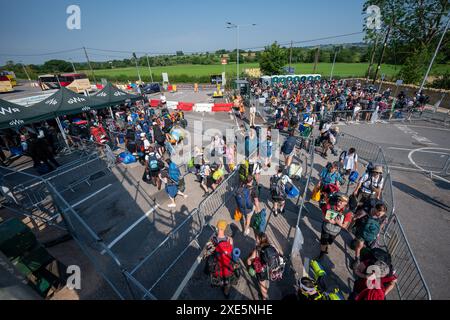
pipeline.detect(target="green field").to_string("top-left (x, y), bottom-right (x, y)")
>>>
top-left (84, 62), bottom-right (449, 83)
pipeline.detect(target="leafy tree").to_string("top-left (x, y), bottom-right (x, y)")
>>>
top-left (259, 42), bottom-right (288, 75)
top-left (397, 50), bottom-right (432, 84)
top-left (431, 71), bottom-right (450, 89)
top-left (42, 59), bottom-right (72, 73)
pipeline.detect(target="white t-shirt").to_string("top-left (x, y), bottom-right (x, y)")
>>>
top-left (342, 152), bottom-right (358, 171)
top-left (145, 151), bottom-right (161, 162)
top-left (143, 138), bottom-right (151, 151)
top-left (250, 106), bottom-right (256, 115)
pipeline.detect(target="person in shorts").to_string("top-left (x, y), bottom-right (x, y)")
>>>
top-left (318, 193), bottom-right (352, 260)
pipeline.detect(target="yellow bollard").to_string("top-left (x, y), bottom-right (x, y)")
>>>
top-left (172, 84), bottom-right (177, 92)
top-left (194, 83), bottom-right (198, 93)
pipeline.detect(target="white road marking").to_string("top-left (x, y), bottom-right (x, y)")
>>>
top-left (395, 124), bottom-right (437, 146)
top-left (101, 205), bottom-right (159, 254)
top-left (407, 147), bottom-right (450, 174)
top-left (403, 125), bottom-right (450, 132)
top-left (387, 147), bottom-right (450, 155)
top-left (70, 184), bottom-right (112, 208)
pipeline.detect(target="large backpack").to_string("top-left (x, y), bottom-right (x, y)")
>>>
top-left (238, 160), bottom-right (249, 183)
top-left (282, 137), bottom-right (296, 154)
top-left (260, 245), bottom-right (285, 281)
top-left (148, 153), bottom-right (159, 171)
top-left (360, 216), bottom-right (381, 242)
top-left (211, 238), bottom-right (234, 281)
top-left (235, 186), bottom-right (253, 214)
top-left (250, 208), bottom-right (267, 233)
top-left (168, 162), bottom-right (180, 184)
top-left (270, 175), bottom-right (284, 198)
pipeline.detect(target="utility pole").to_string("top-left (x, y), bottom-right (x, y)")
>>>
top-left (69, 59), bottom-right (77, 73)
top-left (329, 47), bottom-right (339, 81)
top-left (419, 18), bottom-right (449, 93)
top-left (83, 46), bottom-right (97, 84)
top-left (237, 25), bottom-right (240, 81)
top-left (366, 34), bottom-right (379, 82)
top-left (132, 53), bottom-right (142, 84)
top-left (146, 54), bottom-right (154, 83)
top-left (289, 40), bottom-right (293, 72)
top-left (372, 25), bottom-right (391, 84)
top-left (21, 63), bottom-right (31, 81)
top-left (313, 47), bottom-right (320, 73)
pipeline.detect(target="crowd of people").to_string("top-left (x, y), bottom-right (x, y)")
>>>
top-left (1, 78), bottom-right (403, 301)
top-left (204, 79), bottom-right (399, 301)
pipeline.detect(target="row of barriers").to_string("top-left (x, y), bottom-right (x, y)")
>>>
top-left (148, 99), bottom-right (234, 113)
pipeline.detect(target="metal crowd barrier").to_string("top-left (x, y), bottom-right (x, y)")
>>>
top-left (382, 214), bottom-right (432, 300)
top-left (335, 132), bottom-right (430, 299)
top-left (126, 164), bottom-right (241, 299)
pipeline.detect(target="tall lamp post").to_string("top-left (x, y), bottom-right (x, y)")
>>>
top-left (419, 17), bottom-right (449, 93)
top-left (226, 22), bottom-right (256, 81)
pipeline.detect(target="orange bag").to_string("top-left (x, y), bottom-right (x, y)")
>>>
top-left (234, 208), bottom-right (243, 221)
top-left (311, 185), bottom-right (321, 202)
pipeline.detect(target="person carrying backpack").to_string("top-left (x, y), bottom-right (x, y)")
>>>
top-left (339, 147), bottom-right (358, 176)
top-left (235, 175), bottom-right (261, 236)
top-left (318, 192), bottom-right (353, 260)
top-left (353, 164), bottom-right (384, 205)
top-left (317, 162), bottom-right (344, 202)
top-left (270, 167), bottom-right (287, 217)
top-left (144, 146), bottom-right (163, 190)
top-left (352, 202), bottom-right (387, 267)
top-left (281, 130), bottom-right (297, 168)
top-left (351, 248), bottom-right (397, 300)
top-left (159, 159), bottom-right (187, 208)
top-left (203, 220), bottom-right (237, 298)
top-left (247, 232), bottom-right (285, 300)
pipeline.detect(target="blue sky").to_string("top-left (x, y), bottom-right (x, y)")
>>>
top-left (0, 0), bottom-right (367, 65)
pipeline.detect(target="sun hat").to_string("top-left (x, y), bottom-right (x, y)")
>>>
top-left (373, 165), bottom-right (383, 173)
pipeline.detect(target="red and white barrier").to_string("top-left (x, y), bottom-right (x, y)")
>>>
top-left (177, 102), bottom-right (194, 111)
top-left (212, 103), bottom-right (233, 112)
top-left (145, 99), bottom-right (232, 113)
top-left (193, 103), bottom-right (213, 112)
top-left (149, 99), bottom-right (160, 107)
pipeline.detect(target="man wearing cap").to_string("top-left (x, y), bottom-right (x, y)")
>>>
top-left (353, 165), bottom-right (384, 204)
top-left (318, 192), bottom-right (352, 260)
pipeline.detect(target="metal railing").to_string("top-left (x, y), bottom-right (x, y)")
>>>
top-left (127, 163), bottom-right (241, 299)
top-left (333, 132), bottom-right (429, 300)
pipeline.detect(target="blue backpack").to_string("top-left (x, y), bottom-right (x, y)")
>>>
top-left (349, 171), bottom-right (359, 183)
top-left (168, 162), bottom-right (180, 184)
top-left (282, 137), bottom-right (296, 154)
top-left (235, 186), bottom-right (253, 214)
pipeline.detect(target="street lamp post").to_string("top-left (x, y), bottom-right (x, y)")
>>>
top-left (226, 22), bottom-right (256, 81)
top-left (419, 17), bottom-right (449, 93)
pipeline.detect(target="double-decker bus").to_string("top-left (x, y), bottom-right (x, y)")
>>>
top-left (38, 73), bottom-right (91, 93)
